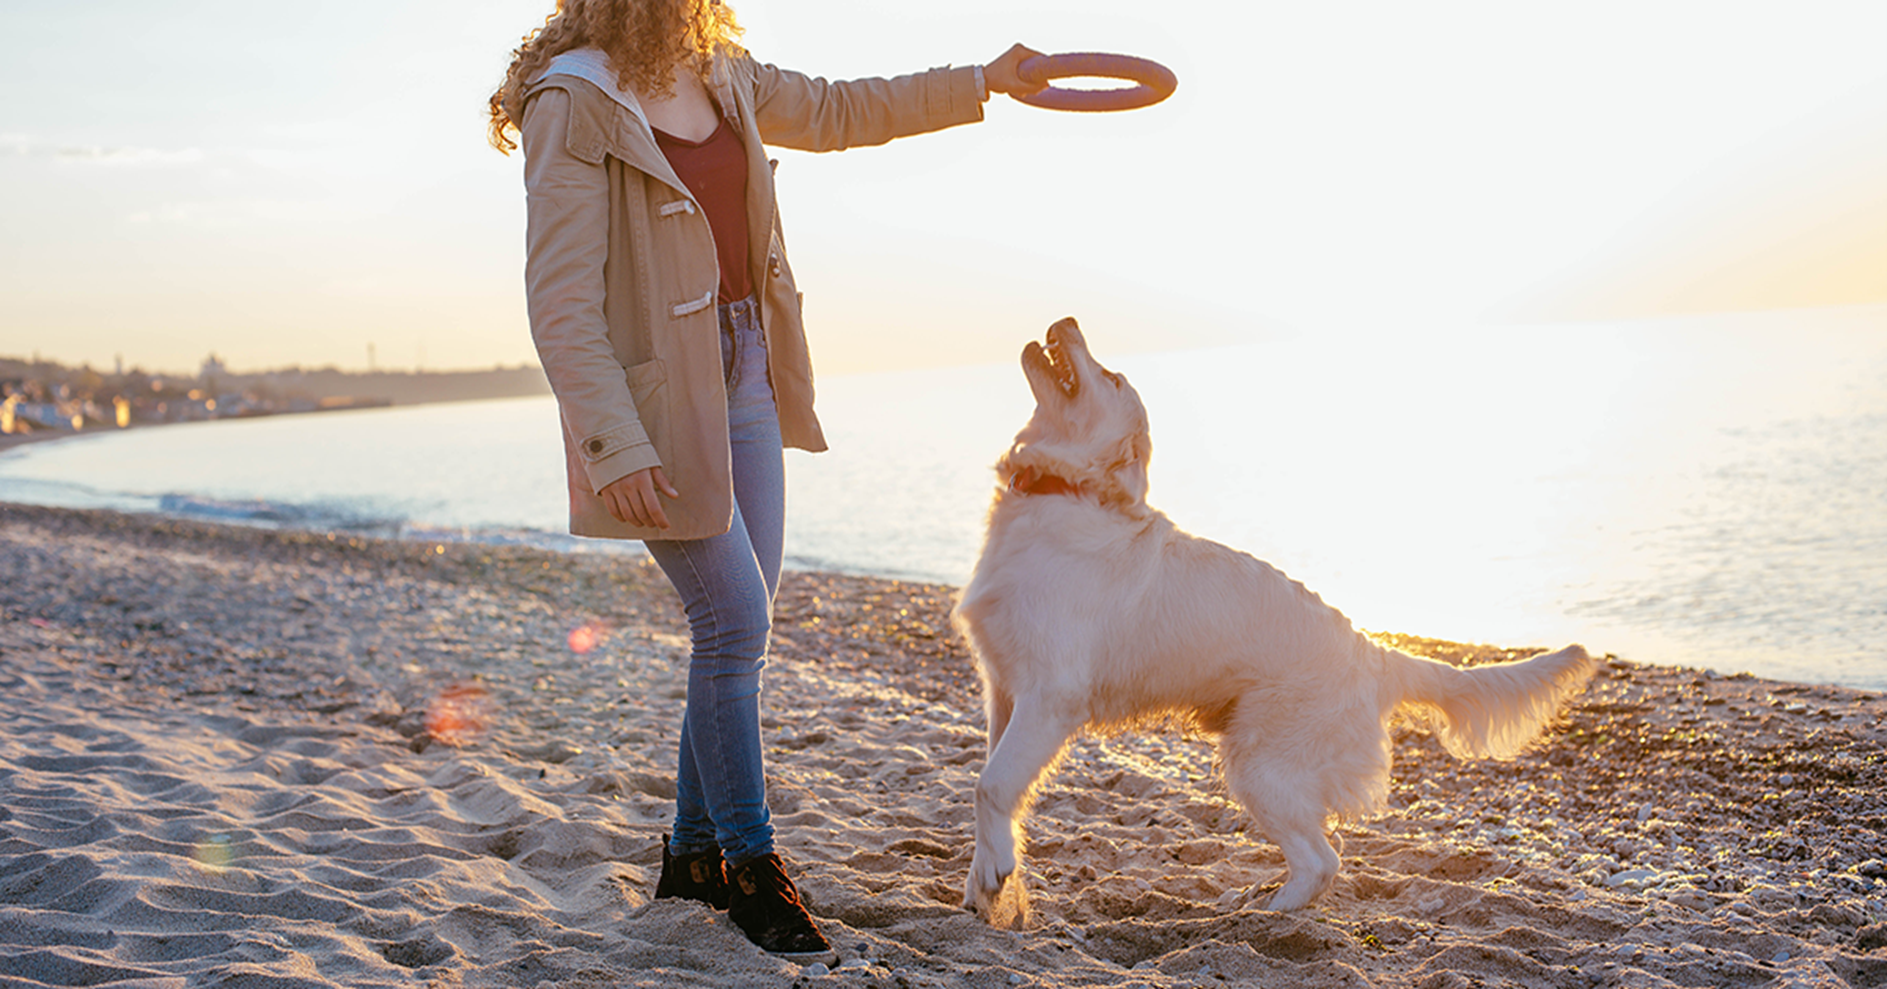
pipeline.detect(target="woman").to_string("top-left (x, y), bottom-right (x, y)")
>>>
top-left (487, 0), bottom-right (1041, 957)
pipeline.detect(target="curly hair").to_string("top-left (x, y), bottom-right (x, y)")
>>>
top-left (488, 0), bottom-right (744, 154)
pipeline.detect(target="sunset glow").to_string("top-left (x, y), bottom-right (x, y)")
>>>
top-left (3, 1), bottom-right (1883, 375)
top-left (2, 5), bottom-right (1884, 978)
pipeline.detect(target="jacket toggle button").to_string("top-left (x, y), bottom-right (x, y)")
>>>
top-left (586, 438), bottom-right (604, 454)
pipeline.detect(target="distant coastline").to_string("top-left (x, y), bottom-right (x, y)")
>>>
top-left (1, 354), bottom-right (551, 450)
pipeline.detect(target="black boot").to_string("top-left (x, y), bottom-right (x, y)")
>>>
top-left (654, 835), bottom-right (729, 910)
top-left (727, 853), bottom-right (832, 958)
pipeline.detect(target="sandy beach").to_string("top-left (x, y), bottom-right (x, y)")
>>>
top-left (2, 502), bottom-right (1883, 988)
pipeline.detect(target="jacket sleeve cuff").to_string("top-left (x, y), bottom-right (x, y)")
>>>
top-left (926, 64), bottom-right (988, 126)
top-left (579, 421), bottom-right (663, 493)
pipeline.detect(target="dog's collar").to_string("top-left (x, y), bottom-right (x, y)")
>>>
top-left (1007, 466), bottom-right (1084, 498)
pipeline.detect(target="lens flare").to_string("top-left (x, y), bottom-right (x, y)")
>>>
top-left (567, 622), bottom-right (606, 654)
top-left (194, 833), bottom-right (235, 873)
top-left (424, 683), bottom-right (496, 746)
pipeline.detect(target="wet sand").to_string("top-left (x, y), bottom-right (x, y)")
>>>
top-left (2, 502), bottom-right (1883, 987)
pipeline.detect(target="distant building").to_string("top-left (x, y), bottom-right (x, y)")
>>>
top-left (200, 354), bottom-right (227, 391)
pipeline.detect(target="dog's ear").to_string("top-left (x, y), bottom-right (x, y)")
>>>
top-left (994, 443), bottom-right (1024, 486)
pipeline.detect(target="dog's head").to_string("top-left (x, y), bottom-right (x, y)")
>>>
top-left (999, 317), bottom-right (1152, 511)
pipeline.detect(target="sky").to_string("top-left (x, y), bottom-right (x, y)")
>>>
top-left (3, 0), bottom-right (1885, 377)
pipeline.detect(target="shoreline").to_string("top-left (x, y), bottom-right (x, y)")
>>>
top-left (0, 388), bottom-right (557, 456)
top-left (2, 502), bottom-right (1884, 987)
top-left (0, 423), bottom-right (133, 453)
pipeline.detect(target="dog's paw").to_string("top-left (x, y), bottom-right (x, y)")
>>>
top-left (1264, 878), bottom-right (1325, 912)
top-left (964, 851), bottom-right (1008, 911)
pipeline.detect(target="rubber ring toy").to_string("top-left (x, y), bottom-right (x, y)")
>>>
top-left (1014, 53), bottom-right (1178, 112)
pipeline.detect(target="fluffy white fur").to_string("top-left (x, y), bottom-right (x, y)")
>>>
top-left (952, 317), bottom-right (1598, 925)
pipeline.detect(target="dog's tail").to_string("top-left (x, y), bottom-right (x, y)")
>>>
top-left (1381, 643), bottom-right (1597, 759)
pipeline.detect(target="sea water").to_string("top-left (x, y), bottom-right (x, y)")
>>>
top-left (4, 309), bottom-right (1883, 689)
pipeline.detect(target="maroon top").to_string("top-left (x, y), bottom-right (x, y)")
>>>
top-left (653, 117), bottom-right (752, 303)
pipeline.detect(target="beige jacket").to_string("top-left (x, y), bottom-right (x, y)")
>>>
top-left (518, 48), bottom-right (986, 541)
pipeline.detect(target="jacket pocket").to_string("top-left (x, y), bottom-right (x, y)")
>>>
top-left (624, 359), bottom-right (670, 460)
top-left (671, 290), bottom-right (716, 318)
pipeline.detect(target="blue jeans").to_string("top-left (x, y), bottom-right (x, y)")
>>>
top-left (645, 295), bottom-right (783, 867)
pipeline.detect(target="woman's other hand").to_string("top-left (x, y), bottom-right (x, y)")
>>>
top-left (985, 44), bottom-right (1048, 99)
top-left (601, 466), bottom-right (679, 529)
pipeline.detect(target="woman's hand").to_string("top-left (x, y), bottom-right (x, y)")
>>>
top-left (601, 466), bottom-right (679, 529)
top-left (984, 43), bottom-right (1049, 99)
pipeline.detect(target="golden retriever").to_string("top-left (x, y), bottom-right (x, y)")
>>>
top-left (952, 317), bottom-right (1597, 924)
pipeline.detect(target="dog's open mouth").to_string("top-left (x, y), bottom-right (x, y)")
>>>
top-left (1031, 329), bottom-right (1080, 399)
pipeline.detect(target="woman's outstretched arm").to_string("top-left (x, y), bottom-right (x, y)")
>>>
top-left (748, 43), bottom-right (1045, 152)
